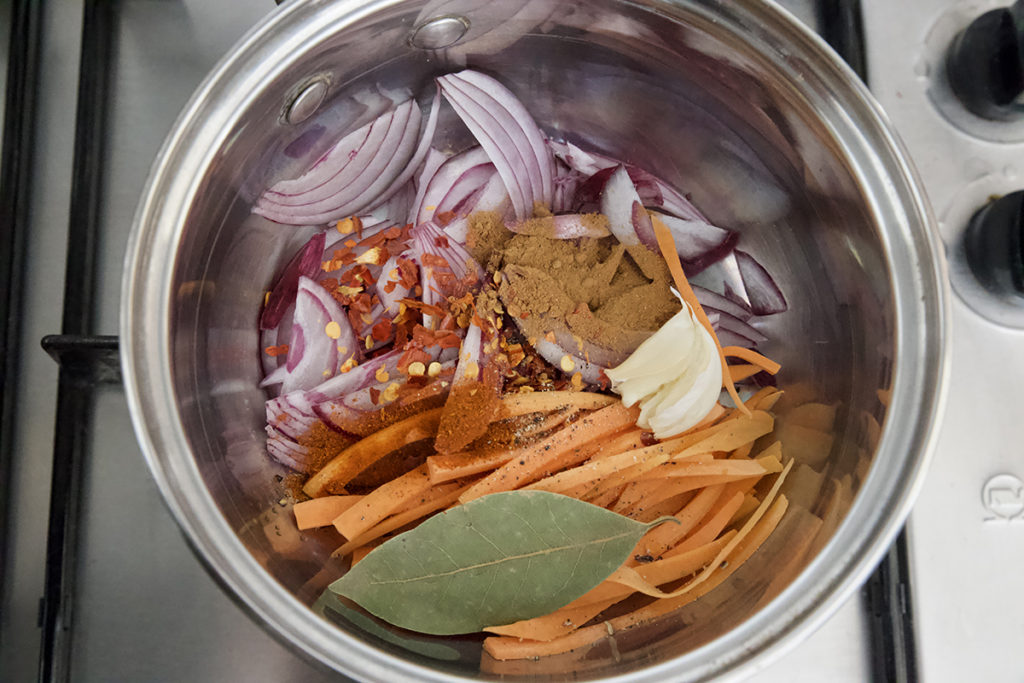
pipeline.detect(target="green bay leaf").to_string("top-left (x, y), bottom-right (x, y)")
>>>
top-left (329, 490), bottom-right (668, 635)
top-left (312, 589), bottom-right (461, 661)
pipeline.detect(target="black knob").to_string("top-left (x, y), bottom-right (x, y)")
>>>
top-left (964, 191), bottom-right (1024, 297)
top-left (947, 1), bottom-right (1024, 121)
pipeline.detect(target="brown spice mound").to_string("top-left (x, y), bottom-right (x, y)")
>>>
top-left (468, 210), bottom-right (680, 357)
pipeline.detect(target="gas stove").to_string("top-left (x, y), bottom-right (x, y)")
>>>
top-left (0, 1), bottom-right (1020, 681)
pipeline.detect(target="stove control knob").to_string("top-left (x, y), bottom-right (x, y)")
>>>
top-left (947, 2), bottom-right (1024, 121)
top-left (964, 190), bottom-right (1024, 297)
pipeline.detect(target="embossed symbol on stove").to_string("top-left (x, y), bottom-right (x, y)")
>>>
top-left (982, 474), bottom-right (1024, 522)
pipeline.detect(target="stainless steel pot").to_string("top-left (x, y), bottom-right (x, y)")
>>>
top-left (121, 0), bottom-right (949, 680)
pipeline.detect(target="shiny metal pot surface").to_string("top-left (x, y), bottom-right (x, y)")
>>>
top-left (121, 0), bottom-right (948, 680)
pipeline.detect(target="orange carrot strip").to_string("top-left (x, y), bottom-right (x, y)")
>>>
top-left (349, 544), bottom-right (376, 567)
top-left (304, 407), bottom-right (443, 497)
top-left (330, 480), bottom-right (472, 558)
top-left (458, 402), bottom-right (638, 504)
top-left (292, 495), bottom-right (364, 530)
top-left (669, 491), bottom-right (746, 555)
top-left (484, 534), bottom-right (732, 642)
top-left (721, 345), bottom-right (781, 375)
top-left (427, 410), bottom-right (582, 484)
top-left (727, 363), bottom-right (762, 382)
top-left (651, 215), bottom-right (748, 414)
top-left (500, 391), bottom-right (616, 416)
top-left (632, 484), bottom-right (725, 561)
top-left (586, 429), bottom-right (648, 461)
top-left (426, 449), bottom-right (511, 485)
top-left (333, 464), bottom-right (432, 539)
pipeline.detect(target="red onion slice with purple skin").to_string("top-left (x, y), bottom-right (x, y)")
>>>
top-left (410, 148), bottom-right (446, 220)
top-left (651, 211), bottom-right (739, 275)
top-left (453, 70), bottom-right (554, 206)
top-left (600, 166), bottom-right (644, 247)
top-left (438, 164), bottom-right (497, 217)
top-left (550, 140), bottom-right (707, 222)
top-left (273, 276), bottom-right (359, 395)
top-left (631, 201), bottom-right (657, 248)
top-left (735, 249), bottom-right (788, 314)
top-left (264, 105), bottom-right (398, 203)
top-left (714, 327), bottom-right (759, 349)
top-left (260, 231), bottom-right (326, 330)
top-left (452, 321), bottom-right (483, 383)
top-left (259, 101), bottom-right (418, 215)
top-left (417, 147), bottom-right (493, 224)
top-left (266, 426), bottom-right (310, 471)
top-left (413, 146), bottom-right (490, 225)
top-left (437, 76), bottom-right (531, 220)
top-left (376, 251), bottom-right (412, 316)
top-left (366, 89), bottom-right (441, 212)
top-left (692, 283), bottom-right (753, 321)
top-left (533, 338), bottom-right (606, 386)
top-left (704, 306), bottom-right (768, 344)
top-left (505, 213), bottom-right (611, 239)
top-left (255, 99), bottom-right (423, 224)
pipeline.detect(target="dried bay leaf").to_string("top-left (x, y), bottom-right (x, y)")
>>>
top-left (312, 589), bottom-right (461, 661)
top-left (330, 490), bottom-right (674, 635)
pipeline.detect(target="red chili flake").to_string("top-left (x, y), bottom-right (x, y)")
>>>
top-left (264, 344), bottom-right (289, 357)
top-left (370, 319), bottom-right (391, 341)
top-left (437, 332), bottom-right (462, 349)
top-left (435, 210), bottom-right (456, 227)
top-left (421, 253), bottom-right (450, 269)
top-left (369, 387), bottom-right (381, 405)
top-left (347, 308), bottom-right (363, 331)
top-left (350, 292), bottom-right (374, 314)
top-left (383, 226), bottom-right (402, 240)
top-left (433, 234), bottom-right (450, 249)
top-left (383, 280), bottom-right (397, 294)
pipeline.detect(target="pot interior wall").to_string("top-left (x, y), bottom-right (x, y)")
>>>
top-left (164, 0), bottom-right (893, 678)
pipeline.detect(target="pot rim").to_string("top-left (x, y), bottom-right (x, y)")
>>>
top-left (121, 0), bottom-right (950, 680)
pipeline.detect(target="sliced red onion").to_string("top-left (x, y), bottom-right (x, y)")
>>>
top-left (705, 306), bottom-right (767, 344)
top-left (452, 320), bottom-right (483, 383)
top-left (266, 425), bottom-right (310, 471)
top-left (470, 171), bottom-right (512, 217)
top-left (412, 218), bottom-right (483, 300)
top-left (262, 101), bottom-right (418, 215)
top-left (260, 232), bottom-right (326, 330)
top-left (304, 348), bottom-right (403, 403)
top-left (692, 283), bottom-right (753, 321)
top-left (410, 148), bottom-right (447, 217)
top-left (366, 89), bottom-right (441, 211)
top-left (414, 146), bottom-right (491, 224)
top-left (437, 77), bottom-right (530, 220)
top-left (533, 338), bottom-right (606, 386)
top-left (254, 99), bottom-right (423, 224)
top-left (600, 165), bottom-right (643, 247)
top-left (438, 164), bottom-right (497, 217)
top-left (260, 363), bottom-right (291, 390)
top-left (550, 140), bottom-right (707, 222)
top-left (723, 281), bottom-right (751, 310)
top-left (651, 211), bottom-right (739, 275)
top-left (631, 201), bottom-right (656, 248)
top-left (453, 70), bottom-right (554, 206)
top-left (735, 249), bottom-right (788, 314)
top-left (377, 251), bottom-right (412, 316)
top-left (264, 103), bottom-right (400, 203)
top-left (505, 213), bottom-right (610, 239)
top-left (274, 276), bottom-right (359, 395)
top-left (714, 327), bottom-right (759, 349)
top-left (551, 158), bottom-right (582, 214)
